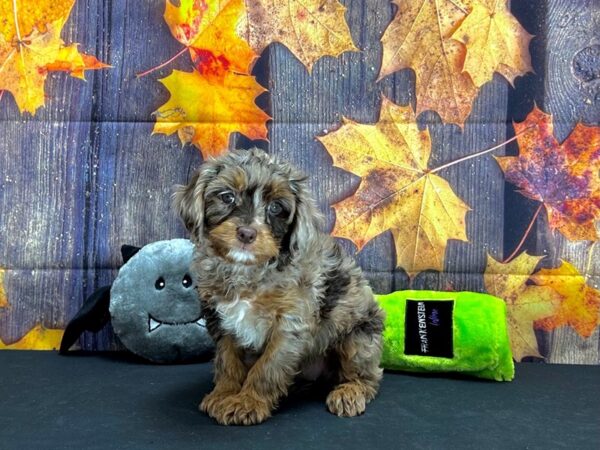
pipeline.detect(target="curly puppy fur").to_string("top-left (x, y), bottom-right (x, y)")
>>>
top-left (174, 148), bottom-right (384, 425)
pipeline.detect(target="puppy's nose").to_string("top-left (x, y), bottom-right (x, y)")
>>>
top-left (236, 226), bottom-right (257, 244)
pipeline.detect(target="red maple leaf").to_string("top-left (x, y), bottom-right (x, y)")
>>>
top-left (496, 106), bottom-right (600, 241)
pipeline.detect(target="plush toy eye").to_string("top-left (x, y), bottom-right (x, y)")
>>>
top-left (155, 277), bottom-right (166, 290)
top-left (182, 274), bottom-right (193, 288)
top-left (220, 192), bottom-right (235, 205)
top-left (268, 201), bottom-right (283, 215)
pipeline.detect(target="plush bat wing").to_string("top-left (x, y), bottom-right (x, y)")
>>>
top-left (59, 245), bottom-right (142, 354)
top-left (59, 286), bottom-right (112, 354)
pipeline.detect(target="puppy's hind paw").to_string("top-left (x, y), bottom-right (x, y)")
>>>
top-left (326, 383), bottom-right (367, 417)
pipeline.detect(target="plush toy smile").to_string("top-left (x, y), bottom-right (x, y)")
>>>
top-left (148, 315), bottom-right (207, 332)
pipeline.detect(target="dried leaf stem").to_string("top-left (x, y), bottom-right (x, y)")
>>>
top-left (136, 46), bottom-right (188, 78)
top-left (503, 203), bottom-right (543, 263)
top-left (429, 125), bottom-right (534, 175)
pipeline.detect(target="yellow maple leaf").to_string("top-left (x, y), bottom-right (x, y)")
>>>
top-left (240, 0), bottom-right (357, 71)
top-left (531, 261), bottom-right (600, 338)
top-left (0, 268), bottom-right (7, 308)
top-left (0, 0), bottom-right (74, 41)
top-left (0, 324), bottom-right (64, 350)
top-left (379, 0), bottom-right (477, 126)
top-left (153, 69), bottom-right (270, 159)
top-left (0, 20), bottom-right (65, 113)
top-left (0, 0), bottom-right (108, 114)
top-left (164, 0), bottom-right (257, 75)
top-left (317, 97), bottom-right (470, 273)
top-left (484, 253), bottom-right (561, 361)
top-left (164, 0), bottom-right (208, 46)
top-left (452, 0), bottom-right (533, 87)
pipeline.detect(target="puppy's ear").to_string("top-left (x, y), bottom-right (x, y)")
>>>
top-left (289, 175), bottom-right (323, 257)
top-left (173, 170), bottom-right (202, 236)
top-left (173, 164), bottom-right (218, 239)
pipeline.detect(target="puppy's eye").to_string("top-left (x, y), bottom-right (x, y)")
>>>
top-left (182, 274), bottom-right (193, 288)
top-left (268, 201), bottom-right (283, 216)
top-left (155, 277), bottom-right (165, 290)
top-left (220, 192), bottom-right (236, 205)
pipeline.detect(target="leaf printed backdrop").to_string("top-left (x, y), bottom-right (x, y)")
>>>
top-left (0, 0), bottom-right (107, 114)
top-left (0, 0), bottom-right (598, 363)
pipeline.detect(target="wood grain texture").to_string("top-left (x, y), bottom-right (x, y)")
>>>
top-left (540, 0), bottom-right (599, 364)
top-left (506, 0), bottom-right (600, 364)
top-left (266, 0), bottom-right (508, 294)
top-left (78, 0), bottom-right (203, 350)
top-left (0, 0), bottom-right (101, 344)
top-left (0, 0), bottom-right (201, 349)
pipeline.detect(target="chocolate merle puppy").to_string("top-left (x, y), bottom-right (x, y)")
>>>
top-left (174, 148), bottom-right (384, 425)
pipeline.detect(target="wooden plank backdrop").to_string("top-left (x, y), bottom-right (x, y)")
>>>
top-left (533, 0), bottom-right (600, 363)
top-left (0, 0), bottom-right (598, 361)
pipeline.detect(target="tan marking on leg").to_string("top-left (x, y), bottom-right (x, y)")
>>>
top-left (327, 330), bottom-right (383, 417)
top-left (200, 336), bottom-right (248, 420)
top-left (216, 308), bottom-right (307, 425)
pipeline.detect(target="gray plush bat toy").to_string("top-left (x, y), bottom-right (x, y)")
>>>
top-left (60, 239), bottom-right (214, 363)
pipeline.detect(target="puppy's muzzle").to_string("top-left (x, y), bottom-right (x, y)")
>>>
top-left (237, 226), bottom-right (257, 244)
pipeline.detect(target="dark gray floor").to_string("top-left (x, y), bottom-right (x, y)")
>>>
top-left (0, 351), bottom-right (599, 450)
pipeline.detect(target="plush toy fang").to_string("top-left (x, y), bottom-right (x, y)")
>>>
top-left (60, 239), bottom-right (214, 363)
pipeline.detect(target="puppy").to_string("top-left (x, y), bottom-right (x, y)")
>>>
top-left (174, 148), bottom-right (384, 425)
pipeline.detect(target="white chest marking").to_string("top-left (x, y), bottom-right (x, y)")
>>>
top-left (216, 297), bottom-right (270, 350)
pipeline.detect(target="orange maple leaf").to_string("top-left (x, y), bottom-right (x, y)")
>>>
top-left (317, 97), bottom-right (470, 273)
top-left (531, 261), bottom-right (600, 338)
top-left (152, 0), bottom-right (269, 157)
top-left (0, 324), bottom-right (64, 350)
top-left (164, 0), bottom-right (257, 76)
top-left (240, 0), bottom-right (358, 71)
top-left (496, 106), bottom-right (600, 241)
top-left (484, 253), bottom-right (561, 361)
top-left (44, 44), bottom-right (109, 80)
top-left (153, 69), bottom-right (269, 159)
top-left (452, 0), bottom-right (533, 87)
top-left (0, 0), bottom-right (108, 114)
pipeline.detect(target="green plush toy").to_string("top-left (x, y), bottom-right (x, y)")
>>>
top-left (376, 290), bottom-right (514, 381)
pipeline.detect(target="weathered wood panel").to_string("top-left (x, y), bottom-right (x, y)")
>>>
top-left (0, 0), bottom-right (102, 344)
top-left (536, 0), bottom-right (600, 364)
top-left (0, 0), bottom-right (200, 349)
top-left (498, 0), bottom-right (600, 364)
top-left (79, 0), bottom-right (203, 349)
top-left (268, 0), bottom-right (508, 296)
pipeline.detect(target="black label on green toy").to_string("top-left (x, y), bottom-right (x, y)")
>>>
top-left (405, 300), bottom-right (454, 358)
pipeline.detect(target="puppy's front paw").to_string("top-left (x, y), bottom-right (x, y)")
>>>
top-left (200, 388), bottom-right (237, 418)
top-left (326, 383), bottom-right (367, 417)
top-left (214, 393), bottom-right (271, 426)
